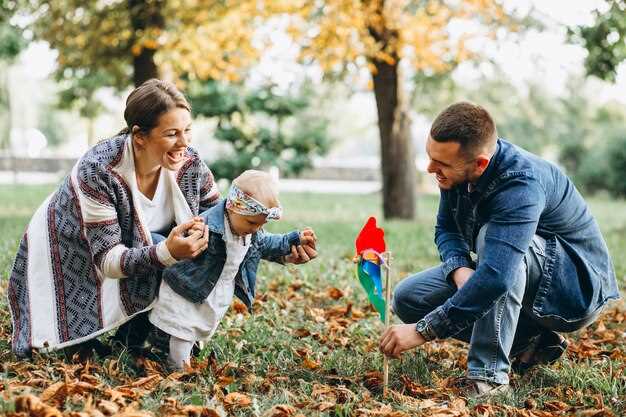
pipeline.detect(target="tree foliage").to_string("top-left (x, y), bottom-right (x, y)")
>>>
top-left (0, 1), bottom-right (25, 61)
top-left (569, 0), bottom-right (626, 82)
top-left (0, 0), bottom-right (27, 151)
top-left (412, 69), bottom-right (626, 197)
top-left (24, 0), bottom-right (291, 88)
top-left (281, 0), bottom-right (514, 218)
top-left (188, 80), bottom-right (330, 180)
top-left (24, 0), bottom-right (519, 218)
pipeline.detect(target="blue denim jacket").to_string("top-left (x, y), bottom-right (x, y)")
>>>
top-left (424, 139), bottom-right (619, 339)
top-left (161, 200), bottom-right (301, 310)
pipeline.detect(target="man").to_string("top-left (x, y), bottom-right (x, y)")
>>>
top-left (379, 102), bottom-right (619, 397)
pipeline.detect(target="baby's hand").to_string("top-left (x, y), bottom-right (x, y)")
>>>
top-left (285, 227), bottom-right (318, 264)
top-left (186, 216), bottom-right (206, 237)
top-left (300, 227), bottom-right (317, 249)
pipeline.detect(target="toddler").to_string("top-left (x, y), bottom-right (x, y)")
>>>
top-left (149, 170), bottom-right (316, 369)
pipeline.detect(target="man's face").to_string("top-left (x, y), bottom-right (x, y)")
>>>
top-left (425, 137), bottom-right (477, 190)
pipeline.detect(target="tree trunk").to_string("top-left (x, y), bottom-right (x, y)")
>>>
top-left (128, 0), bottom-right (164, 87)
top-left (133, 48), bottom-right (159, 87)
top-left (371, 58), bottom-right (416, 220)
top-left (367, 0), bottom-right (416, 220)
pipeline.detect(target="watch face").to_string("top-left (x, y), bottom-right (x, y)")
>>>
top-left (417, 321), bottom-right (426, 331)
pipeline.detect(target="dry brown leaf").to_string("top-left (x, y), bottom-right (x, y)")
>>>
top-left (14, 394), bottom-right (63, 417)
top-left (308, 308), bottom-right (326, 323)
top-left (40, 381), bottom-right (65, 402)
top-left (217, 375), bottom-right (236, 385)
top-left (311, 383), bottom-right (333, 397)
top-left (112, 409), bottom-right (154, 417)
top-left (314, 401), bottom-right (336, 412)
top-left (223, 392), bottom-right (252, 408)
top-left (577, 409), bottom-right (616, 417)
top-left (180, 404), bottom-right (223, 417)
top-left (293, 328), bottom-right (311, 338)
top-left (302, 357), bottom-right (320, 370)
top-left (124, 374), bottom-right (163, 390)
top-left (326, 287), bottom-right (344, 300)
top-left (96, 399), bottom-right (120, 415)
top-left (262, 404), bottom-right (298, 417)
top-left (135, 357), bottom-right (163, 376)
top-left (232, 299), bottom-right (248, 314)
top-left (543, 400), bottom-right (570, 411)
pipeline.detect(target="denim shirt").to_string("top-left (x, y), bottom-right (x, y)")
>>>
top-left (162, 200), bottom-right (301, 310)
top-left (424, 139), bottom-right (619, 339)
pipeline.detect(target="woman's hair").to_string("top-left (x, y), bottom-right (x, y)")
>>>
top-left (232, 170), bottom-right (280, 209)
top-left (119, 79), bottom-right (191, 135)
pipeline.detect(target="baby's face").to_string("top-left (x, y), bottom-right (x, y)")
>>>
top-left (227, 210), bottom-right (268, 236)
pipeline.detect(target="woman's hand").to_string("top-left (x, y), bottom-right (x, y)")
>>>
top-left (285, 227), bottom-right (318, 264)
top-left (166, 218), bottom-right (209, 260)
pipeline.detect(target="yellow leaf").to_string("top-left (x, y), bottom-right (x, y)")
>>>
top-left (131, 44), bottom-right (142, 56)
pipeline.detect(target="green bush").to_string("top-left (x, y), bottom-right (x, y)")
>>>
top-left (575, 132), bottom-right (626, 198)
top-left (606, 134), bottom-right (626, 197)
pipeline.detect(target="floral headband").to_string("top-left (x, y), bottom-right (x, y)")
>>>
top-left (226, 184), bottom-right (282, 220)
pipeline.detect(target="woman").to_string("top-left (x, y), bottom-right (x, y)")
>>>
top-left (7, 79), bottom-right (220, 357)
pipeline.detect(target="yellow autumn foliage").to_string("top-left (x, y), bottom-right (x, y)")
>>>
top-left (29, 0), bottom-right (512, 85)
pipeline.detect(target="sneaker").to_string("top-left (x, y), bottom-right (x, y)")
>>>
top-left (512, 331), bottom-right (568, 374)
top-left (452, 377), bottom-right (511, 399)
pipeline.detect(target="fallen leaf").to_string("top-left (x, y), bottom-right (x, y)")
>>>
top-left (303, 357), bottom-right (320, 370)
top-left (232, 299), bottom-right (248, 314)
top-left (14, 394), bottom-right (63, 417)
top-left (223, 392), bottom-right (252, 408)
top-left (327, 287), bottom-right (344, 300)
top-left (262, 404), bottom-right (298, 417)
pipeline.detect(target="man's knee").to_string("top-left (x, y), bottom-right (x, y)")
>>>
top-left (476, 225), bottom-right (526, 294)
top-left (392, 268), bottom-right (448, 323)
top-left (392, 284), bottom-right (423, 323)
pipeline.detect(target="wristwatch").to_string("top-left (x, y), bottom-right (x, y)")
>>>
top-left (415, 319), bottom-right (436, 341)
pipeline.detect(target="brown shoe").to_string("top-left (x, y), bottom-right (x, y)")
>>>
top-left (512, 331), bottom-right (568, 374)
top-left (452, 377), bottom-right (511, 399)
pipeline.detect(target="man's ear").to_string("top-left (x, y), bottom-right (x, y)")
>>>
top-left (475, 155), bottom-right (490, 175)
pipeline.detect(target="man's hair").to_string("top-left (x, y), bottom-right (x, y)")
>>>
top-left (232, 170), bottom-right (280, 209)
top-left (430, 102), bottom-right (497, 156)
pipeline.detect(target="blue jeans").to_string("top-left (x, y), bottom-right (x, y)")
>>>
top-left (393, 227), bottom-right (600, 384)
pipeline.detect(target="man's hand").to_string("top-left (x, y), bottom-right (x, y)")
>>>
top-left (451, 267), bottom-right (474, 289)
top-left (379, 324), bottom-right (426, 358)
top-left (284, 228), bottom-right (318, 264)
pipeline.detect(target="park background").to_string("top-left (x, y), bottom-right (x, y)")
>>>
top-left (0, 0), bottom-right (624, 416)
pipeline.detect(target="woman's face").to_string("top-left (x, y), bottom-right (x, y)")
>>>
top-left (134, 107), bottom-right (192, 171)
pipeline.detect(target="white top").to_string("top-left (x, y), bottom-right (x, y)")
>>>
top-left (136, 168), bottom-right (177, 267)
top-left (149, 214), bottom-right (251, 341)
top-left (138, 168), bottom-right (175, 233)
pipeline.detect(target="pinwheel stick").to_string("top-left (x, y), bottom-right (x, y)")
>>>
top-left (383, 251), bottom-right (392, 397)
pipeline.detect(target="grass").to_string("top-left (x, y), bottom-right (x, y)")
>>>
top-left (0, 183), bottom-right (624, 416)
